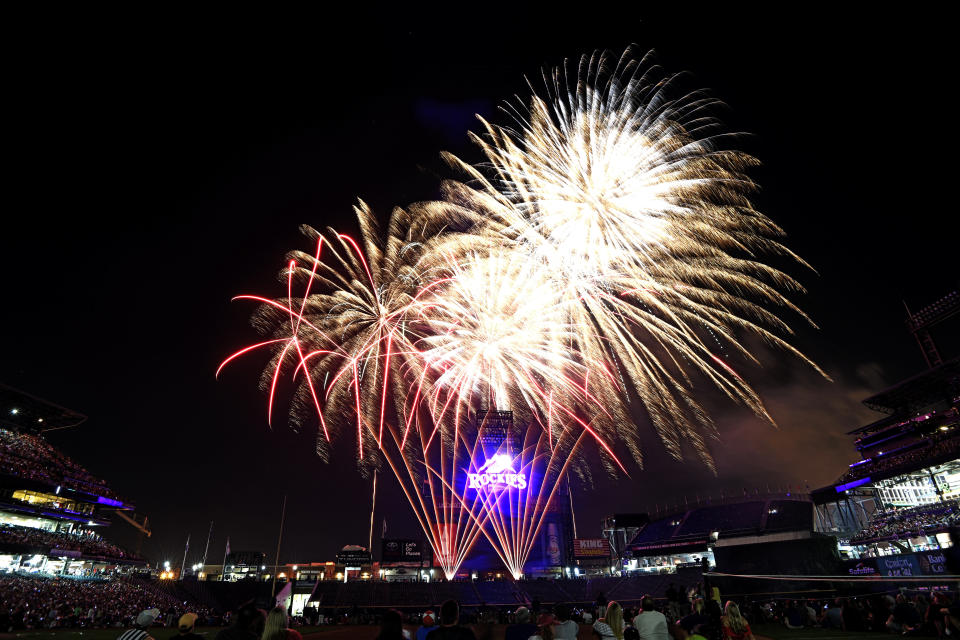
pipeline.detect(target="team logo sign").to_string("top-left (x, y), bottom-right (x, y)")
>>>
top-left (468, 454), bottom-right (527, 490)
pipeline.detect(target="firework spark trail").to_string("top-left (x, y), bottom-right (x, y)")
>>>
top-left (443, 47), bottom-right (826, 474)
top-left (219, 202), bottom-right (505, 578)
top-left (220, 47), bottom-right (824, 578)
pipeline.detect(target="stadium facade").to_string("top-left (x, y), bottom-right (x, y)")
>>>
top-left (0, 384), bottom-right (143, 576)
top-left (606, 496), bottom-right (815, 576)
top-left (598, 292), bottom-right (960, 586)
top-left (811, 357), bottom-right (960, 566)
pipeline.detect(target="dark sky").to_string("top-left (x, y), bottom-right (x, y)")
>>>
top-left (3, 6), bottom-right (958, 567)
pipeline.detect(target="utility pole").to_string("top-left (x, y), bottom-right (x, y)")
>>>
top-left (368, 470), bottom-right (377, 552)
top-left (271, 495), bottom-right (288, 598)
top-left (201, 520), bottom-right (214, 568)
top-left (179, 534), bottom-right (190, 580)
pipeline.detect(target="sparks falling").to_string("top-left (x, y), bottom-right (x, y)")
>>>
top-left (219, 48), bottom-right (823, 578)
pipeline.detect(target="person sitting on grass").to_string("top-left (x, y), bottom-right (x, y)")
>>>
top-left (417, 610), bottom-right (439, 640)
top-left (593, 601), bottom-right (625, 640)
top-left (721, 603), bottom-right (754, 640)
top-left (118, 608), bottom-right (160, 640)
top-left (505, 606), bottom-right (537, 640)
top-left (172, 613), bottom-right (203, 640)
top-left (262, 607), bottom-right (301, 640)
top-left (887, 594), bottom-right (922, 635)
top-left (426, 600), bottom-right (476, 640)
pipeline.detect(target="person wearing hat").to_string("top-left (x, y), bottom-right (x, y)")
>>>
top-left (171, 613), bottom-right (203, 640)
top-left (425, 599), bottom-right (475, 639)
top-left (118, 608), bottom-right (160, 640)
top-left (416, 610), bottom-right (438, 640)
top-left (505, 606), bottom-right (538, 640)
top-left (528, 612), bottom-right (555, 640)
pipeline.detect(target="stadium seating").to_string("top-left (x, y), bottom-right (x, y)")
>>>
top-left (0, 429), bottom-right (121, 500)
top-left (0, 574), bottom-right (206, 629)
top-left (836, 432), bottom-right (960, 484)
top-left (629, 517), bottom-right (681, 545)
top-left (850, 499), bottom-right (960, 543)
top-left (0, 522), bottom-right (139, 560)
top-left (675, 501), bottom-right (765, 537)
top-left (473, 579), bottom-right (520, 605)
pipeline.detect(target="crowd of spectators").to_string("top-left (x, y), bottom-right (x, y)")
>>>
top-left (0, 428), bottom-right (120, 500)
top-left (0, 574), bottom-right (210, 631)
top-left (740, 590), bottom-right (960, 637)
top-left (850, 500), bottom-right (960, 544)
top-left (838, 432), bottom-right (960, 484)
top-left (284, 585), bottom-right (960, 640)
top-left (0, 523), bottom-right (139, 560)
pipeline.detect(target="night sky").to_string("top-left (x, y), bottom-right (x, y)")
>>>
top-left (3, 7), bottom-right (958, 567)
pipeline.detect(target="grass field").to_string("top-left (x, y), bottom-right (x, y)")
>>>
top-left (6, 623), bottom-right (932, 640)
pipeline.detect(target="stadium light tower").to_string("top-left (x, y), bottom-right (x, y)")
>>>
top-left (904, 290), bottom-right (960, 369)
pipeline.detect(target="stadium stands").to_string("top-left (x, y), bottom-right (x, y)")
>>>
top-left (0, 429), bottom-right (120, 500)
top-left (0, 574), bottom-right (207, 629)
top-left (838, 435), bottom-right (960, 485)
top-left (629, 517), bottom-right (681, 546)
top-left (850, 499), bottom-right (960, 544)
top-left (630, 498), bottom-right (811, 551)
top-left (675, 501), bottom-right (766, 538)
top-left (0, 523), bottom-right (139, 561)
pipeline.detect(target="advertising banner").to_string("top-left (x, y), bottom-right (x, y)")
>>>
top-left (573, 538), bottom-right (611, 558)
top-left (844, 551), bottom-right (949, 577)
top-left (381, 539), bottom-right (429, 563)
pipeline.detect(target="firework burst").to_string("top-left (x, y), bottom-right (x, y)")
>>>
top-left (220, 48), bottom-right (823, 579)
top-left (444, 47), bottom-right (825, 472)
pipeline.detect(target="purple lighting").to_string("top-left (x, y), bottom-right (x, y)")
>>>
top-left (836, 477), bottom-right (871, 492)
top-left (97, 496), bottom-right (122, 507)
top-left (467, 454), bottom-right (527, 490)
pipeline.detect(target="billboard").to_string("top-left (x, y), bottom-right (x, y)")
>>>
top-left (843, 551), bottom-right (949, 577)
top-left (335, 548), bottom-right (371, 566)
top-left (382, 539), bottom-right (430, 563)
top-left (573, 538), bottom-right (611, 558)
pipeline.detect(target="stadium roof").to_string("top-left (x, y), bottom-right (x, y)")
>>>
top-left (0, 383), bottom-right (87, 433)
top-left (860, 357), bottom-right (960, 416)
top-left (846, 413), bottom-right (903, 437)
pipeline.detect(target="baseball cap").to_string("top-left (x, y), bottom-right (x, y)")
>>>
top-left (422, 610), bottom-right (435, 626)
top-left (136, 608), bottom-right (161, 627)
top-left (179, 613), bottom-right (198, 630)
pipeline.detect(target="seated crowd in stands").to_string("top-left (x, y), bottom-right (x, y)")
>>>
top-left (0, 429), bottom-right (120, 500)
top-left (838, 432), bottom-right (960, 484)
top-left (0, 523), bottom-right (139, 560)
top-left (850, 500), bottom-right (960, 543)
top-left (0, 574), bottom-right (210, 631)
